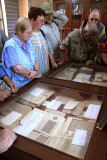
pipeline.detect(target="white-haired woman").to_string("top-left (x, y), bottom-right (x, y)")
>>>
top-left (2, 17), bottom-right (42, 88)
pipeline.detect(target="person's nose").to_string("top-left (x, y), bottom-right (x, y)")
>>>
top-left (42, 21), bottom-right (44, 25)
top-left (41, 21), bottom-right (44, 25)
top-left (92, 19), bottom-right (96, 23)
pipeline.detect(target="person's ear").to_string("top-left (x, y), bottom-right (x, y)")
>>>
top-left (31, 18), bottom-right (35, 22)
top-left (99, 13), bottom-right (101, 20)
top-left (18, 30), bottom-right (22, 35)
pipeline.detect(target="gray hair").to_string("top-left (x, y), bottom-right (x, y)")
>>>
top-left (14, 17), bottom-right (33, 33)
top-left (83, 22), bottom-right (98, 35)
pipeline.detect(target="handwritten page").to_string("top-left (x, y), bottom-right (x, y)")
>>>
top-left (14, 112), bottom-right (43, 136)
top-left (64, 100), bottom-right (79, 109)
top-left (73, 78), bottom-right (82, 83)
top-left (29, 87), bottom-right (44, 96)
top-left (42, 101), bottom-right (50, 106)
top-left (103, 74), bottom-right (107, 80)
top-left (1, 111), bottom-right (22, 125)
top-left (76, 73), bottom-right (91, 80)
top-left (95, 72), bottom-right (102, 78)
top-left (72, 129), bottom-right (87, 146)
top-left (84, 104), bottom-right (101, 119)
top-left (46, 100), bottom-right (62, 110)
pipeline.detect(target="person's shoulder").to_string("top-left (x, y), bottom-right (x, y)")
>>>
top-left (41, 24), bottom-right (49, 30)
top-left (5, 37), bottom-right (13, 44)
top-left (28, 40), bottom-right (36, 48)
top-left (66, 29), bottom-right (80, 41)
top-left (3, 37), bottom-right (16, 49)
top-left (99, 22), bottom-right (105, 27)
top-left (71, 29), bottom-right (80, 36)
top-left (98, 22), bottom-right (105, 29)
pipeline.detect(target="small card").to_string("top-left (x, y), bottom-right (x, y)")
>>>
top-left (14, 112), bottom-right (43, 136)
top-left (64, 100), bottom-right (79, 109)
top-left (29, 87), bottom-right (44, 96)
top-left (42, 101), bottom-right (50, 106)
top-left (1, 111), bottom-right (22, 125)
top-left (84, 104), bottom-right (101, 119)
top-left (72, 129), bottom-right (87, 146)
top-left (73, 78), bottom-right (82, 83)
top-left (46, 100), bottom-right (62, 110)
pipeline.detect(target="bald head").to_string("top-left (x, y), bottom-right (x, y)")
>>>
top-left (88, 9), bottom-right (100, 24)
top-left (83, 22), bottom-right (98, 41)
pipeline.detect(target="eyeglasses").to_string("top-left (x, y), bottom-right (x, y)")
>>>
top-left (25, 31), bottom-right (33, 35)
top-left (39, 19), bottom-right (44, 23)
top-left (91, 18), bottom-right (98, 22)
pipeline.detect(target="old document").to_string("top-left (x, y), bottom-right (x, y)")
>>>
top-left (14, 111), bottom-right (43, 136)
top-left (84, 104), bottom-right (101, 119)
top-left (0, 111), bottom-right (22, 125)
top-left (47, 117), bottom-right (95, 159)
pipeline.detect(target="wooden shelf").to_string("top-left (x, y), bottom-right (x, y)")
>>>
top-left (72, 13), bottom-right (82, 15)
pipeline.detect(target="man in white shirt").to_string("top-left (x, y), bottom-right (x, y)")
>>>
top-left (41, 2), bottom-right (68, 64)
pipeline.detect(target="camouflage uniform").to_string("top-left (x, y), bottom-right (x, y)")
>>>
top-left (60, 29), bottom-right (98, 63)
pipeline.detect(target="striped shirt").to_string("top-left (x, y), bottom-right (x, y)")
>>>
top-left (101, 39), bottom-right (107, 54)
top-left (30, 31), bottom-right (53, 74)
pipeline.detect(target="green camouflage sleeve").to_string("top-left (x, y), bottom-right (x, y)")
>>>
top-left (60, 32), bottom-right (72, 51)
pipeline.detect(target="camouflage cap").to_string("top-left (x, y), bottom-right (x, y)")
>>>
top-left (40, 2), bottom-right (54, 14)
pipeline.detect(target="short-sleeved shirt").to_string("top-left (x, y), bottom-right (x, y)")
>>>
top-left (29, 30), bottom-right (53, 74)
top-left (100, 39), bottom-right (107, 65)
top-left (60, 29), bottom-right (98, 63)
top-left (101, 39), bottom-right (107, 54)
top-left (0, 64), bottom-right (6, 79)
top-left (4, 34), bottom-right (37, 70)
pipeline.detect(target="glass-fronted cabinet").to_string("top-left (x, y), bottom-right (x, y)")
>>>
top-left (53, 0), bottom-right (68, 40)
top-left (53, 0), bottom-right (107, 38)
top-left (70, 0), bottom-right (85, 31)
top-left (55, 2), bottom-right (66, 14)
top-left (72, 3), bottom-right (83, 24)
top-left (90, 1), bottom-right (102, 13)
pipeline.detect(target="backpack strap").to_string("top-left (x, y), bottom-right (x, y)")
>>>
top-left (40, 29), bottom-right (46, 40)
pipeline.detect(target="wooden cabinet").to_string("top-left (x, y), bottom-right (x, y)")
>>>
top-left (53, 0), bottom-right (107, 38)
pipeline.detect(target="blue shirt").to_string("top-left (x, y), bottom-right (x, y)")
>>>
top-left (4, 34), bottom-right (38, 69)
top-left (0, 64), bottom-right (6, 79)
top-left (2, 34), bottom-right (38, 88)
